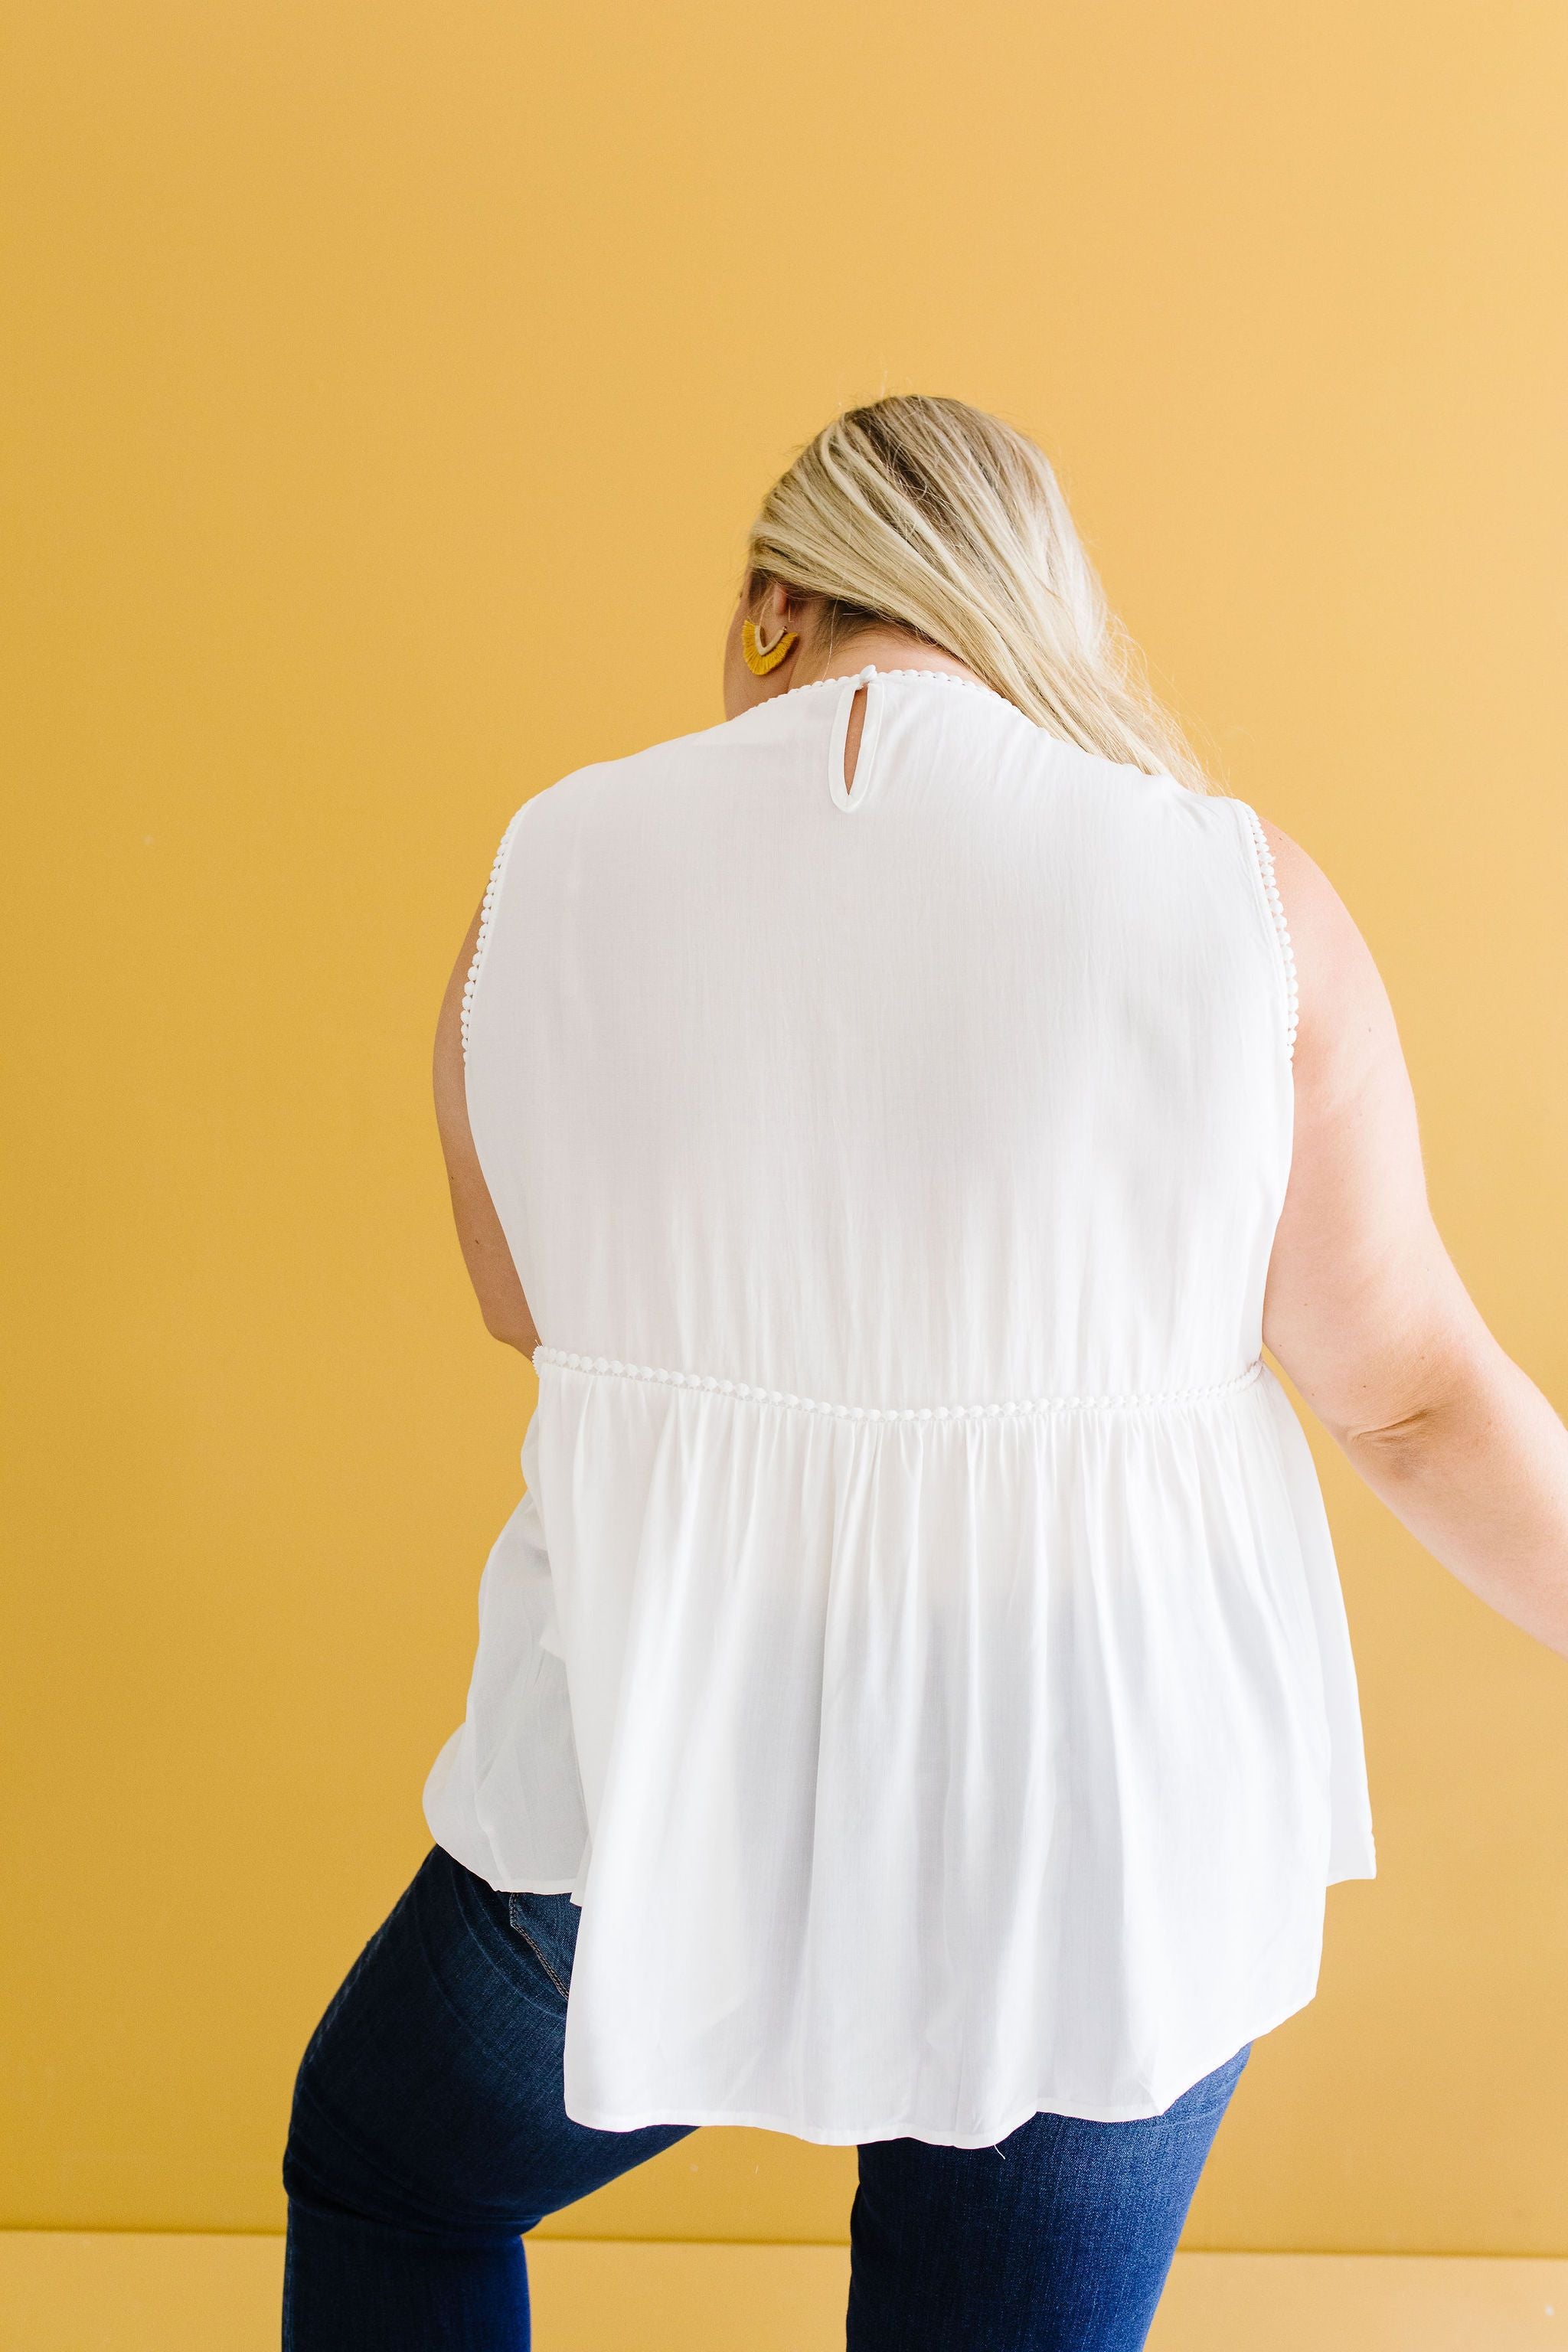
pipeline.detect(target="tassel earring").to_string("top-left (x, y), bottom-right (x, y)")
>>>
top-left (741, 617), bottom-right (799, 677)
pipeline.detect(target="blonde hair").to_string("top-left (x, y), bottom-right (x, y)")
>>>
top-left (746, 395), bottom-right (1216, 795)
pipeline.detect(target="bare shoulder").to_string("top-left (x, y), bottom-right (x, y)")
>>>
top-left (1256, 816), bottom-right (1360, 981)
top-left (1253, 808), bottom-right (1458, 1432)
top-left (1253, 815), bottom-right (1396, 1093)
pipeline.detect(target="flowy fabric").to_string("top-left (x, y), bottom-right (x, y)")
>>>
top-left (424, 665), bottom-right (1376, 2146)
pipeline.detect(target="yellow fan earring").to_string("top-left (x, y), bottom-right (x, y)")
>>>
top-left (741, 615), bottom-right (799, 677)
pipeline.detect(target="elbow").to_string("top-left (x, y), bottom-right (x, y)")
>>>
top-left (1332, 1343), bottom-right (1503, 1482)
top-left (481, 1303), bottom-right (537, 1356)
top-left (1338, 1404), bottom-right (1449, 1485)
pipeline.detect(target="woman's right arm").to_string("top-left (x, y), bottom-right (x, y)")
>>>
top-left (1260, 820), bottom-right (1568, 1657)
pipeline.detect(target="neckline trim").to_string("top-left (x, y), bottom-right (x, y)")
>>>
top-left (737, 663), bottom-right (1021, 721)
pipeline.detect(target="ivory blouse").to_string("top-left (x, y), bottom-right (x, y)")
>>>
top-left (423, 665), bottom-right (1376, 2148)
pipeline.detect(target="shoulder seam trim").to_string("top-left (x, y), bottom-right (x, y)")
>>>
top-left (460, 806), bottom-right (528, 1066)
top-left (1234, 800), bottom-right (1298, 1062)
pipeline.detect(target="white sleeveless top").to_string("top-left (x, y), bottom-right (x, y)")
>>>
top-left (424, 664), bottom-right (1377, 2148)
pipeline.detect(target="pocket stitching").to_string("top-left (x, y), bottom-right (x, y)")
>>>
top-left (506, 1896), bottom-right (570, 2000)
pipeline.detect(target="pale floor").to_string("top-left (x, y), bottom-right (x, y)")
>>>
top-left (2, 2236), bottom-right (1566, 2351)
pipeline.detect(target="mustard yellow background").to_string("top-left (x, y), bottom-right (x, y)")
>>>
top-left (4, 0), bottom-right (1566, 2256)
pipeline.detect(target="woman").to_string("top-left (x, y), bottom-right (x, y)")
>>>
top-left (283, 397), bottom-right (1568, 2350)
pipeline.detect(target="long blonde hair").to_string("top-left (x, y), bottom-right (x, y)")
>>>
top-left (746, 396), bottom-right (1216, 795)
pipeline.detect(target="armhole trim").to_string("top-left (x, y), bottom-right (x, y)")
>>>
top-left (460, 807), bottom-right (526, 1066)
top-left (1236, 801), bottom-right (1299, 1062)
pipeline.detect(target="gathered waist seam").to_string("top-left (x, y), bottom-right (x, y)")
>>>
top-left (531, 1348), bottom-right (1266, 1422)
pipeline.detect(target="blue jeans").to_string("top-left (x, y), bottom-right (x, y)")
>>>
top-left (283, 1846), bottom-right (1250, 2350)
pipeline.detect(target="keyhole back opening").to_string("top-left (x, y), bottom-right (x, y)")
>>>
top-left (827, 668), bottom-right (886, 813)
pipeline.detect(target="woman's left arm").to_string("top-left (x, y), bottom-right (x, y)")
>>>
top-left (433, 901), bottom-right (540, 1355)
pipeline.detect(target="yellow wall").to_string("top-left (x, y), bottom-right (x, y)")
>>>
top-left (3, 0), bottom-right (1566, 2250)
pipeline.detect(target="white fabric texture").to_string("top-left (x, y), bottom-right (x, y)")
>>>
top-left (424, 665), bottom-right (1377, 2148)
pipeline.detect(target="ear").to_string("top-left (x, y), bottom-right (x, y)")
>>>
top-left (760, 579), bottom-right (795, 632)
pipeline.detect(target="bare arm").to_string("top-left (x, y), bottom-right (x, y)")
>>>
top-left (433, 900), bottom-right (539, 1355)
top-left (1261, 821), bottom-right (1568, 1655)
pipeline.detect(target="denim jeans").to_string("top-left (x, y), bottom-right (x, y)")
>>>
top-left (283, 1845), bottom-right (1250, 2350)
